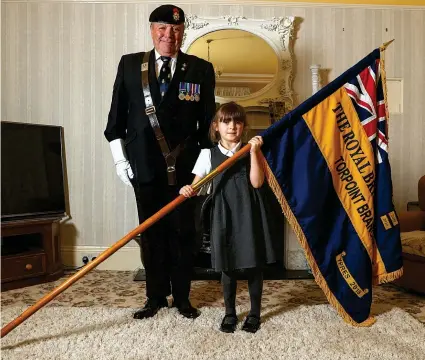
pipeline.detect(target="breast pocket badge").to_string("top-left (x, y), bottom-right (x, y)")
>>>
top-left (179, 82), bottom-right (200, 102)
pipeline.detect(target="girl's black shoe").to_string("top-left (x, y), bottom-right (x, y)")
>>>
top-left (219, 314), bottom-right (238, 333)
top-left (241, 315), bottom-right (261, 333)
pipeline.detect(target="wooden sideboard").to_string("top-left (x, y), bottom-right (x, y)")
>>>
top-left (1, 216), bottom-right (64, 291)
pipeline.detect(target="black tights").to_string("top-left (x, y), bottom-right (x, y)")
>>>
top-left (221, 269), bottom-right (263, 318)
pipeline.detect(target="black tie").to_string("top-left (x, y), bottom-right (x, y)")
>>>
top-left (158, 56), bottom-right (172, 99)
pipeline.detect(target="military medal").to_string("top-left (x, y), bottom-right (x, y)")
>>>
top-left (184, 82), bottom-right (191, 100)
top-left (190, 83), bottom-right (195, 101)
top-left (178, 82), bottom-right (186, 100)
top-left (194, 84), bottom-right (201, 102)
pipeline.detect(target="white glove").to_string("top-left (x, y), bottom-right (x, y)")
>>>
top-left (109, 139), bottom-right (134, 187)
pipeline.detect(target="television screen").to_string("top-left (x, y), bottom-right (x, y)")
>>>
top-left (1, 121), bottom-right (67, 221)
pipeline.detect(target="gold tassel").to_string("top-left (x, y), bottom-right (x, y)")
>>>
top-left (373, 267), bottom-right (404, 285)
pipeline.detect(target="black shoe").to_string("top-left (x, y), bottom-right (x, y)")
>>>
top-left (241, 315), bottom-right (261, 333)
top-left (220, 314), bottom-right (238, 333)
top-left (173, 301), bottom-right (200, 319)
top-left (133, 298), bottom-right (168, 320)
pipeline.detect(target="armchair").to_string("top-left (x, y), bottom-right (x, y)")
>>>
top-left (394, 175), bottom-right (425, 294)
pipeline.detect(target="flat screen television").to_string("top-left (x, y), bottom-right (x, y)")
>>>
top-left (1, 121), bottom-right (67, 221)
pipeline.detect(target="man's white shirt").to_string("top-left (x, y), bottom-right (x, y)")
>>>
top-left (154, 49), bottom-right (177, 78)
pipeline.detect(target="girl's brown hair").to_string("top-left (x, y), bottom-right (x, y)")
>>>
top-left (209, 102), bottom-right (248, 143)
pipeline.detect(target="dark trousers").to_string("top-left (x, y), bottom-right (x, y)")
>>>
top-left (133, 181), bottom-right (196, 306)
top-left (221, 268), bottom-right (263, 317)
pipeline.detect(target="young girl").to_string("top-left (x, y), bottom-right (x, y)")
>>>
top-left (180, 102), bottom-right (281, 334)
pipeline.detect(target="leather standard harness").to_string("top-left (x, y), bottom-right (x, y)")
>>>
top-left (141, 50), bottom-right (186, 186)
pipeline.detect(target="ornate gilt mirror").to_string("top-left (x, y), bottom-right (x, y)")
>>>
top-left (187, 29), bottom-right (278, 99)
top-left (182, 15), bottom-right (295, 132)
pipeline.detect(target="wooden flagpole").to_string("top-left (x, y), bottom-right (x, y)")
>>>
top-left (1, 144), bottom-right (251, 338)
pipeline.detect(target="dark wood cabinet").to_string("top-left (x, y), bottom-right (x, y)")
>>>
top-left (1, 217), bottom-right (64, 291)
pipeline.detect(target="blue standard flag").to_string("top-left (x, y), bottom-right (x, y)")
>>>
top-left (260, 45), bottom-right (403, 326)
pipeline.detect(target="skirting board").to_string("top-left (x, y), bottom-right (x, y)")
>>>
top-left (61, 246), bottom-right (309, 271)
top-left (61, 246), bottom-right (142, 271)
top-left (134, 267), bottom-right (314, 281)
top-left (287, 250), bottom-right (310, 270)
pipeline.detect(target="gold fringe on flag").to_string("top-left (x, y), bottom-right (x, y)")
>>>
top-left (375, 38), bottom-right (404, 284)
top-left (373, 268), bottom-right (404, 286)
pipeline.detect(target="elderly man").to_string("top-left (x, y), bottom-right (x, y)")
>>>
top-left (104, 4), bottom-right (216, 319)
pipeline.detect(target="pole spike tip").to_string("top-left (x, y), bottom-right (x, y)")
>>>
top-left (380, 39), bottom-right (395, 51)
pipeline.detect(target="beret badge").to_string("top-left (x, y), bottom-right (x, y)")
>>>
top-left (173, 8), bottom-right (180, 22)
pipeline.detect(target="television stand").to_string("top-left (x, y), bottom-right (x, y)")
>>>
top-left (1, 216), bottom-right (64, 291)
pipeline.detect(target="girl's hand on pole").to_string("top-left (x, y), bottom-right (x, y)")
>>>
top-left (248, 136), bottom-right (263, 154)
top-left (179, 185), bottom-right (197, 198)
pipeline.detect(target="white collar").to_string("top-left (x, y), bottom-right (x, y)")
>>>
top-left (218, 141), bottom-right (242, 157)
top-left (154, 49), bottom-right (178, 62)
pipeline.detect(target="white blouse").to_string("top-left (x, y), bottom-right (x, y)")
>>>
top-left (192, 142), bottom-right (242, 195)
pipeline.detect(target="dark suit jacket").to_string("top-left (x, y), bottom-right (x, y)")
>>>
top-left (104, 50), bottom-right (216, 185)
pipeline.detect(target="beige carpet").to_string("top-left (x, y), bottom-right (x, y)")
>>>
top-left (2, 304), bottom-right (425, 360)
top-left (2, 271), bottom-right (425, 323)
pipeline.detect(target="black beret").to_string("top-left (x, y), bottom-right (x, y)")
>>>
top-left (149, 5), bottom-right (185, 25)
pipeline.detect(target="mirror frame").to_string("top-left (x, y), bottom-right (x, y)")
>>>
top-left (182, 15), bottom-right (295, 114)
